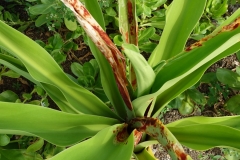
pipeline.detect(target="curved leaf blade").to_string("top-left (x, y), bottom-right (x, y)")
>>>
top-left (166, 116), bottom-right (240, 129)
top-left (80, 1), bottom-right (134, 120)
top-left (0, 102), bottom-right (119, 146)
top-left (151, 19), bottom-right (240, 116)
top-left (50, 124), bottom-right (134, 160)
top-left (122, 43), bottom-right (155, 97)
top-left (168, 124), bottom-right (240, 151)
top-left (0, 20), bottom-right (117, 119)
top-left (148, 0), bottom-right (207, 66)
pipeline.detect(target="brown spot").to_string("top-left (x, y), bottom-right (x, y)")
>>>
top-left (131, 79), bottom-right (137, 86)
top-left (130, 26), bottom-right (135, 35)
top-left (127, 0), bottom-right (133, 24)
top-left (222, 18), bottom-right (240, 32)
top-left (185, 47), bottom-right (191, 52)
top-left (80, 5), bottom-right (90, 17)
top-left (175, 145), bottom-right (187, 160)
top-left (185, 18), bottom-right (240, 52)
top-left (185, 42), bottom-right (202, 52)
top-left (125, 31), bottom-right (129, 43)
top-left (115, 124), bottom-right (129, 143)
top-left (133, 130), bottom-right (142, 146)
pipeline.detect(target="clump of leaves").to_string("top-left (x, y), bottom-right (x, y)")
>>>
top-left (29, 0), bottom-right (77, 31)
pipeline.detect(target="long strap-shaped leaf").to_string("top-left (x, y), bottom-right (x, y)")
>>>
top-left (148, 0), bottom-right (207, 66)
top-left (119, 0), bottom-right (138, 91)
top-left (49, 124), bottom-right (134, 160)
top-left (61, 0), bottom-right (135, 120)
top-left (119, 0), bottom-right (138, 45)
top-left (167, 116), bottom-right (240, 149)
top-left (152, 18), bottom-right (240, 116)
top-left (168, 124), bottom-right (240, 150)
top-left (0, 54), bottom-right (80, 113)
top-left (83, 0), bottom-right (133, 121)
top-left (130, 117), bottom-right (192, 160)
top-left (0, 21), bottom-right (117, 119)
top-left (167, 116), bottom-right (240, 130)
top-left (0, 102), bottom-right (119, 146)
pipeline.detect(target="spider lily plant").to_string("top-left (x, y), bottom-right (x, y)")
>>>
top-left (0, 0), bottom-right (240, 159)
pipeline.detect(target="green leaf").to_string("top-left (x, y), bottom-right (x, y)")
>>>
top-left (122, 43), bottom-right (155, 97)
top-left (0, 102), bottom-right (119, 146)
top-left (29, 4), bottom-right (54, 15)
top-left (138, 27), bottom-right (155, 44)
top-left (216, 68), bottom-right (240, 89)
top-left (1, 70), bottom-right (20, 79)
top-left (27, 138), bottom-right (44, 152)
top-left (134, 147), bottom-right (157, 160)
top-left (139, 42), bottom-right (157, 53)
top-left (225, 95), bottom-right (240, 115)
top-left (35, 14), bottom-right (52, 27)
top-left (236, 50), bottom-right (240, 61)
top-left (0, 134), bottom-right (10, 146)
top-left (0, 54), bottom-right (79, 113)
top-left (148, 0), bottom-right (207, 66)
top-left (237, 66), bottom-right (240, 75)
top-left (178, 100), bottom-right (194, 116)
top-left (83, 62), bottom-right (95, 77)
top-left (166, 116), bottom-right (240, 130)
top-left (0, 149), bottom-right (43, 160)
top-left (105, 7), bottom-right (117, 17)
top-left (151, 21), bottom-right (240, 117)
top-left (186, 89), bottom-right (207, 106)
top-left (89, 59), bottom-right (99, 77)
top-left (84, 0), bottom-right (105, 30)
top-left (83, 2), bottom-right (130, 121)
top-left (0, 90), bottom-right (18, 102)
top-left (70, 62), bottom-right (84, 77)
top-left (206, 0), bottom-right (228, 18)
top-left (132, 96), bottom-right (156, 117)
top-left (22, 93), bottom-right (32, 100)
top-left (199, 72), bottom-right (217, 84)
top-left (167, 116), bottom-right (240, 150)
top-left (50, 124), bottom-right (134, 160)
top-left (168, 124), bottom-right (240, 151)
top-left (35, 85), bottom-right (45, 96)
top-left (0, 20), bottom-right (118, 119)
top-left (64, 17), bottom-right (77, 31)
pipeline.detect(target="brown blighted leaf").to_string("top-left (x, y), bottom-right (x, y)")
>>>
top-left (61, 0), bottom-right (133, 110)
top-left (130, 117), bottom-right (189, 160)
top-left (185, 17), bottom-right (240, 52)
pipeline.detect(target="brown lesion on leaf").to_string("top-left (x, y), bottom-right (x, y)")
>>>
top-left (113, 123), bottom-right (129, 144)
top-left (133, 129), bottom-right (142, 146)
top-left (129, 117), bottom-right (189, 160)
top-left (174, 145), bottom-right (188, 160)
top-left (185, 17), bottom-right (240, 52)
top-left (127, 0), bottom-right (133, 24)
top-left (221, 18), bottom-right (240, 32)
top-left (63, 0), bottom-right (134, 112)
